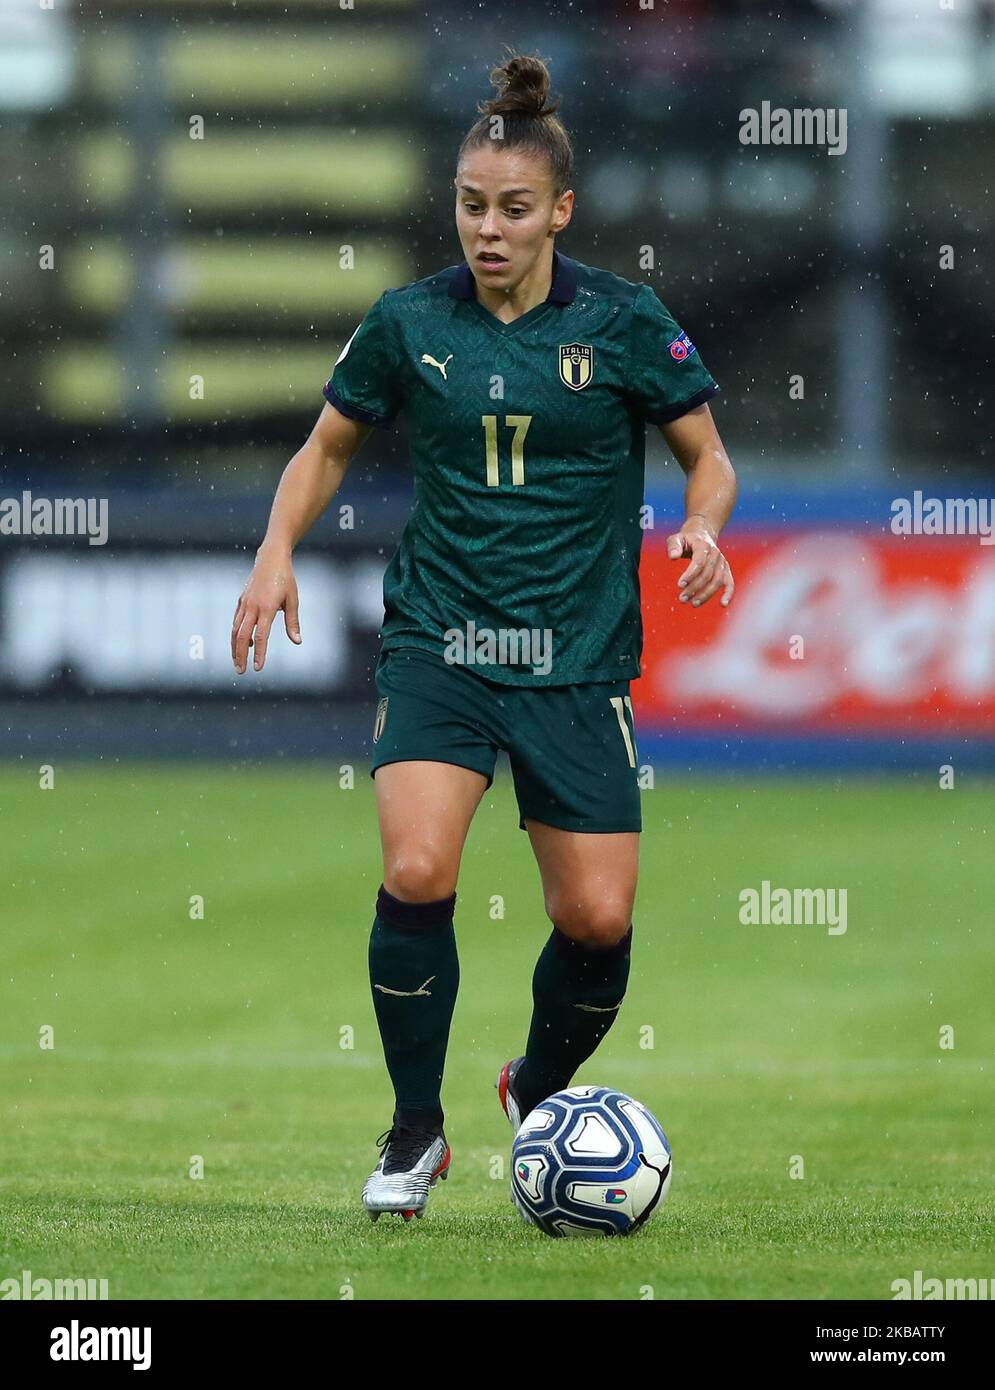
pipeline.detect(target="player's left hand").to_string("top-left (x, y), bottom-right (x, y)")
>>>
top-left (666, 521), bottom-right (735, 608)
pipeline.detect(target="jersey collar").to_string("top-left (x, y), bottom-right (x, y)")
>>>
top-left (448, 248), bottom-right (577, 305)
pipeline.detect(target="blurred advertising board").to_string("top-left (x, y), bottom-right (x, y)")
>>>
top-left (1, 484), bottom-right (992, 766)
top-left (0, 548), bottom-right (386, 697)
top-left (638, 529), bottom-right (995, 736)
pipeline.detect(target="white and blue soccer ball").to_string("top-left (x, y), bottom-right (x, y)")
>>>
top-left (510, 1085), bottom-right (672, 1237)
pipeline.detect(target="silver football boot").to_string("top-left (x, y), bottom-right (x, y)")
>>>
top-left (362, 1121), bottom-right (451, 1222)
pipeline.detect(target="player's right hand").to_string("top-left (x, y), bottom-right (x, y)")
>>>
top-left (231, 547), bottom-right (301, 674)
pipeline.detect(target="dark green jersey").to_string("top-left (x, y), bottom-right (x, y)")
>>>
top-left (323, 249), bottom-right (719, 686)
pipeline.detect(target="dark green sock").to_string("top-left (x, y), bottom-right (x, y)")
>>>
top-left (516, 925), bottom-right (632, 1116)
top-left (368, 884), bottom-right (459, 1127)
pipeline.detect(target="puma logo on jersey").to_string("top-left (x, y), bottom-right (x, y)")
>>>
top-left (421, 353), bottom-right (453, 380)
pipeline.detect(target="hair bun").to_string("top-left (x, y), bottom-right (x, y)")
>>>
top-left (479, 52), bottom-right (560, 120)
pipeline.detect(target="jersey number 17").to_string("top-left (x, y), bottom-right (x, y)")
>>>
top-left (481, 414), bottom-right (532, 487)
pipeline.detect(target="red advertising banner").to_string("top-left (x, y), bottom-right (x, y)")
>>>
top-left (636, 530), bottom-right (995, 735)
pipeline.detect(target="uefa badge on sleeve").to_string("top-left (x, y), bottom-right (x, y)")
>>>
top-left (668, 331), bottom-right (697, 361)
top-left (373, 697), bottom-right (389, 744)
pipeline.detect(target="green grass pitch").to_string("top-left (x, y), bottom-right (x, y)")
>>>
top-left (1, 763), bottom-right (992, 1300)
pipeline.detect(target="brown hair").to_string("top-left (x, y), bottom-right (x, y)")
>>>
top-left (457, 51), bottom-right (574, 198)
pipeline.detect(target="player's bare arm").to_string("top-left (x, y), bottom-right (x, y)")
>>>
top-left (660, 403), bottom-right (737, 609)
top-left (231, 404), bottom-right (373, 673)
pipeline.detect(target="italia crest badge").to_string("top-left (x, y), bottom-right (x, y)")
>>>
top-left (372, 696), bottom-right (389, 744)
top-left (558, 343), bottom-right (593, 391)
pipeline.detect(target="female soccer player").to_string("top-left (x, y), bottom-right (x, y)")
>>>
top-left (232, 53), bottom-right (736, 1222)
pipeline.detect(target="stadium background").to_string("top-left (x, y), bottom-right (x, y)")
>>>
top-left (2, 0), bottom-right (994, 1303)
top-left (2, 0), bottom-right (993, 765)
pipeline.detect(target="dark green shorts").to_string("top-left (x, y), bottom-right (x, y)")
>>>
top-left (369, 645), bottom-right (642, 834)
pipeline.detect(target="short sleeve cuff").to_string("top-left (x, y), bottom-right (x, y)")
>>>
top-left (643, 382), bottom-right (721, 426)
top-left (322, 382), bottom-right (395, 427)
